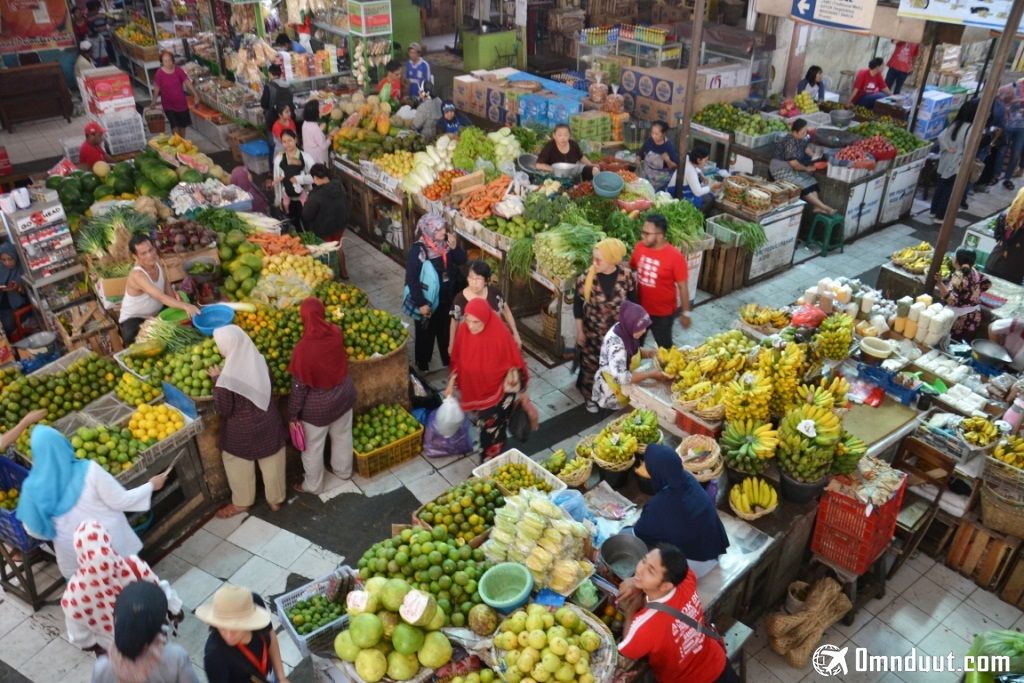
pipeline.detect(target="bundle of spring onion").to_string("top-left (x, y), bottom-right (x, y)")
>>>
top-left (238, 212), bottom-right (284, 234)
top-left (506, 237), bottom-right (535, 280)
top-left (533, 223), bottom-right (606, 281)
top-left (137, 318), bottom-right (204, 353)
top-left (94, 261), bottom-right (134, 278)
top-left (715, 216), bottom-right (767, 253)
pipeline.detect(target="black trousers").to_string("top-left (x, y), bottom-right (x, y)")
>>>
top-left (647, 309), bottom-right (680, 349)
top-left (414, 308), bottom-right (451, 371)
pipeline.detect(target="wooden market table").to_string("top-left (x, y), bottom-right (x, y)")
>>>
top-left (876, 262), bottom-right (1024, 325)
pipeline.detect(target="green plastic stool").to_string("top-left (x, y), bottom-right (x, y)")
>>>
top-left (806, 213), bottom-right (845, 257)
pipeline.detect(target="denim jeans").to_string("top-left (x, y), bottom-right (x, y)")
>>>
top-left (855, 92), bottom-right (887, 109)
top-left (997, 128), bottom-right (1024, 181)
top-left (931, 175), bottom-right (956, 218)
top-left (885, 68), bottom-right (909, 94)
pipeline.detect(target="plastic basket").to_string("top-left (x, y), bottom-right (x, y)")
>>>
top-left (62, 136), bottom-right (85, 163)
top-left (705, 215), bottom-right (743, 247)
top-left (274, 567), bottom-right (359, 657)
top-left (479, 562), bottom-right (534, 612)
top-left (241, 139), bottom-right (271, 175)
top-left (915, 423), bottom-right (993, 464)
top-left (472, 448), bottom-right (567, 495)
top-left (0, 457), bottom-right (41, 553)
top-left (827, 163), bottom-right (870, 183)
top-left (810, 475), bottom-right (907, 575)
top-left (353, 407), bottom-right (424, 478)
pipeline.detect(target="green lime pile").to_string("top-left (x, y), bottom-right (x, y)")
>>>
top-left (287, 595), bottom-right (346, 635)
top-left (353, 404), bottom-right (421, 454)
top-left (418, 479), bottom-right (504, 543)
top-left (1, 356), bottom-right (119, 428)
top-left (493, 462), bottom-right (552, 494)
top-left (17, 424), bottom-right (149, 475)
top-left (356, 527), bottom-right (494, 629)
top-left (147, 338), bottom-right (223, 398)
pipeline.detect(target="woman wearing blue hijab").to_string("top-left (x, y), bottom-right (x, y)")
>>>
top-left (16, 426), bottom-right (169, 578)
top-left (0, 242), bottom-right (27, 338)
top-left (634, 444), bottom-right (730, 577)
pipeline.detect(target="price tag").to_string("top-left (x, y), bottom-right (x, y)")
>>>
top-left (796, 419), bottom-right (817, 438)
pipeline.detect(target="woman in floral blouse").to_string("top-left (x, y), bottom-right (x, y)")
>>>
top-left (936, 248), bottom-right (991, 341)
top-left (592, 301), bottom-right (669, 410)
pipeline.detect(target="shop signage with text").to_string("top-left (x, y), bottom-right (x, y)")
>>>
top-left (790, 0), bottom-right (877, 31)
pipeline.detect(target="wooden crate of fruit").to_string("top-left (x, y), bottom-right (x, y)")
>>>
top-left (411, 476), bottom-right (502, 548)
top-left (472, 448), bottom-right (567, 495)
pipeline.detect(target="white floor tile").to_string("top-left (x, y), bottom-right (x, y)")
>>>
top-left (849, 618), bottom-right (914, 659)
top-left (171, 566), bottom-right (223, 611)
top-left (173, 528), bottom-right (222, 565)
top-left (174, 612), bottom-right (212, 665)
top-left (289, 544), bottom-right (345, 580)
top-left (152, 551), bottom-right (194, 584)
top-left (753, 638), bottom-right (816, 679)
top-left (202, 512), bottom-right (249, 539)
top-left (828, 603), bottom-right (875, 641)
top-left (351, 470), bottom-right (403, 497)
top-left (942, 600), bottom-right (1000, 642)
top-left (55, 657), bottom-right (95, 683)
top-left (196, 539), bottom-right (253, 580)
top-left (0, 612), bottom-right (58, 667)
top-left (16, 634), bottom-right (92, 681)
top-left (318, 475), bottom-right (362, 503)
top-left (898, 575), bottom-right (962, 623)
top-left (389, 454), bottom-right (436, 485)
top-left (226, 515), bottom-right (282, 555)
top-left (438, 456), bottom-right (478, 487)
top-left (873, 596), bottom-right (939, 645)
top-left (256, 528), bottom-right (313, 570)
top-left (405, 470), bottom-right (455, 504)
top-left (228, 555), bottom-right (288, 596)
top-left (745, 654), bottom-right (785, 683)
top-left (0, 593), bottom-right (32, 640)
top-left (922, 562), bottom-right (977, 600)
top-left (965, 584), bottom-right (1023, 628)
top-left (917, 623), bottom-right (971, 659)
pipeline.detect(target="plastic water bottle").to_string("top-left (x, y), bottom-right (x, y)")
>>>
top-left (1003, 397), bottom-right (1024, 434)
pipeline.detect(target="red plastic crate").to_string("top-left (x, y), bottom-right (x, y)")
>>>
top-left (673, 408), bottom-right (722, 439)
top-left (810, 475), bottom-right (907, 575)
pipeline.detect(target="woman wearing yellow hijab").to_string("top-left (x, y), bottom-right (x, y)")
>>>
top-left (574, 238), bottom-right (636, 413)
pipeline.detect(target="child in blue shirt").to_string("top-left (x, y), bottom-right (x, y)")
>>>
top-left (405, 42), bottom-right (432, 99)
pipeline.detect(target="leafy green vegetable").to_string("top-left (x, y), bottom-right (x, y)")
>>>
top-left (510, 126), bottom-right (543, 154)
top-left (605, 211), bottom-right (642, 245)
top-left (297, 231), bottom-right (324, 245)
top-left (717, 216), bottom-right (767, 253)
top-left (643, 200), bottom-right (706, 251)
top-left (505, 237), bottom-right (535, 280)
top-left (575, 196), bottom-right (618, 227)
top-left (453, 127), bottom-right (496, 171)
top-left (523, 192), bottom-right (572, 228)
top-left (534, 223), bottom-right (605, 281)
top-left (194, 208), bottom-right (253, 235)
top-left (94, 261), bottom-right (133, 278)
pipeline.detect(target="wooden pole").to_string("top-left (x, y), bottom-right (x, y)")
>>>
top-left (678, 0), bottom-right (706, 172)
top-left (923, 0), bottom-right (1024, 296)
top-left (908, 25), bottom-right (938, 133)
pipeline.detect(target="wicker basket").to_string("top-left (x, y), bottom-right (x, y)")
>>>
top-left (729, 497), bottom-right (777, 521)
top-left (981, 485), bottom-right (1024, 538)
top-left (559, 456), bottom-right (593, 487)
top-left (693, 403), bottom-right (725, 422)
top-left (592, 453), bottom-right (636, 472)
top-left (676, 435), bottom-right (723, 482)
top-left (575, 434), bottom-right (597, 459)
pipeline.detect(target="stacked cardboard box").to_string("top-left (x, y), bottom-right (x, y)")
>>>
top-left (79, 67), bottom-right (135, 117)
top-left (570, 111), bottom-right (612, 141)
top-left (619, 65), bottom-right (749, 121)
top-left (585, 0), bottom-right (637, 25)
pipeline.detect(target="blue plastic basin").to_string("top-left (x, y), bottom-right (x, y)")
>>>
top-left (191, 304), bottom-right (235, 336)
top-left (593, 171), bottom-right (625, 198)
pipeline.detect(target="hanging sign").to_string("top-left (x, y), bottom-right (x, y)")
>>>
top-left (0, 0), bottom-right (74, 54)
top-left (790, 0), bottom-right (877, 31)
top-left (897, 0), bottom-right (1016, 32)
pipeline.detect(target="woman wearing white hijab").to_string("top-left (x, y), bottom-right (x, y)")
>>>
top-left (210, 325), bottom-right (287, 518)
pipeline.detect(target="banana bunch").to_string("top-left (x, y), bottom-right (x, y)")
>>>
top-left (758, 342), bottom-right (806, 416)
top-left (707, 352), bottom-right (750, 385)
top-left (557, 456), bottom-right (590, 481)
top-left (816, 314), bottom-right (854, 360)
top-left (678, 380), bottom-right (714, 403)
top-left (658, 346), bottom-right (699, 378)
top-left (820, 375), bottom-right (850, 406)
top-left (720, 420), bottom-right (778, 472)
top-left (961, 416), bottom-right (998, 446)
top-left (994, 435), bottom-right (1024, 468)
top-left (542, 449), bottom-right (567, 475)
top-left (739, 303), bottom-right (790, 329)
top-left (792, 383), bottom-right (837, 411)
top-left (778, 404), bottom-right (842, 482)
top-left (593, 429), bottom-right (638, 464)
top-left (697, 385), bottom-right (725, 411)
top-left (833, 431), bottom-right (867, 474)
top-left (891, 242), bottom-right (935, 274)
top-left (723, 372), bottom-right (773, 423)
top-left (615, 409), bottom-right (660, 444)
top-left (729, 476), bottom-right (778, 516)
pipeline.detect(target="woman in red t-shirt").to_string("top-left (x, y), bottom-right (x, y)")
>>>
top-left (885, 41), bottom-right (919, 94)
top-left (270, 104), bottom-right (297, 156)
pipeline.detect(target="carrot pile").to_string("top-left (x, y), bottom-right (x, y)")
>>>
top-left (246, 233), bottom-right (309, 256)
top-left (617, 170), bottom-right (639, 183)
top-left (459, 175), bottom-right (512, 220)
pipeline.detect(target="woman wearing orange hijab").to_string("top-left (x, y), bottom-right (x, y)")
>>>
top-left (289, 298), bottom-right (357, 494)
top-left (447, 298), bottom-right (534, 460)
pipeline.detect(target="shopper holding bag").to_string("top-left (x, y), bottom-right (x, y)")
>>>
top-left (289, 298), bottom-right (357, 494)
top-left (448, 298), bottom-right (535, 461)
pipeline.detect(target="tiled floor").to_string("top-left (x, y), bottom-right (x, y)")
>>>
top-left (3, 147), bottom-right (1023, 680)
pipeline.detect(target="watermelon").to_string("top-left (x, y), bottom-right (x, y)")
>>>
top-left (151, 167), bottom-right (180, 191)
top-left (112, 162), bottom-right (134, 178)
top-left (112, 176), bottom-right (134, 194)
top-left (136, 180), bottom-right (158, 197)
top-left (181, 169), bottom-right (203, 183)
top-left (45, 175), bottom-right (63, 190)
top-left (61, 176), bottom-right (81, 194)
top-left (79, 173), bottom-right (99, 193)
top-left (58, 185), bottom-right (82, 206)
top-left (94, 184), bottom-right (115, 200)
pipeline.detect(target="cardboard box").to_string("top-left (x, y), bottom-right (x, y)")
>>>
top-left (82, 67), bottom-right (133, 103)
top-left (453, 75), bottom-right (481, 109)
top-left (652, 3), bottom-right (689, 22)
top-left (917, 90), bottom-right (953, 120)
top-left (97, 276), bottom-right (128, 299)
top-left (619, 66), bottom-right (688, 104)
top-left (697, 61), bottom-right (752, 90)
top-left (631, 85), bottom-right (749, 122)
top-left (914, 115), bottom-right (946, 140)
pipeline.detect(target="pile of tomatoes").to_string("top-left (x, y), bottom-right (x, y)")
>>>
top-left (422, 169), bottom-right (466, 201)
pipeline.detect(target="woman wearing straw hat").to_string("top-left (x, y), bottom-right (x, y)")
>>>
top-left (92, 581), bottom-right (198, 683)
top-left (198, 584), bottom-right (289, 683)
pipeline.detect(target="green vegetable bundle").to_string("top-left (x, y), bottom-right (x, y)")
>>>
top-left (505, 237), bottom-right (535, 280)
top-left (94, 261), bottom-right (134, 278)
top-left (194, 208), bottom-right (254, 235)
top-left (452, 127), bottom-right (496, 171)
top-left (644, 200), bottom-right (706, 251)
top-left (523, 192), bottom-right (572, 228)
top-left (716, 216), bottom-right (767, 253)
top-left (137, 318), bottom-right (204, 353)
top-left (534, 223), bottom-right (605, 282)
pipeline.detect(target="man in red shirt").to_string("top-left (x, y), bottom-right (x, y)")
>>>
top-left (885, 41), bottom-right (919, 95)
top-left (850, 57), bottom-right (891, 110)
top-left (618, 545), bottom-right (735, 683)
top-left (78, 121), bottom-right (111, 170)
top-left (629, 214), bottom-right (691, 349)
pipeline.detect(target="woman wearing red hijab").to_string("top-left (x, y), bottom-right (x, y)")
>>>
top-left (288, 298), bottom-right (358, 494)
top-left (447, 298), bottom-right (533, 460)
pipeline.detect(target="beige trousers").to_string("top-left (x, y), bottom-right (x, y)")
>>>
top-left (300, 410), bottom-right (354, 493)
top-left (222, 447), bottom-right (287, 507)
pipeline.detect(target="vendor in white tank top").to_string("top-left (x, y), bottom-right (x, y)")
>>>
top-left (119, 234), bottom-right (199, 344)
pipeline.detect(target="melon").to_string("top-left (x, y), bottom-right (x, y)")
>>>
top-left (92, 161), bottom-right (111, 178)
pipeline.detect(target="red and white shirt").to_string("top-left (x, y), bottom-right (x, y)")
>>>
top-left (630, 242), bottom-right (688, 317)
top-left (618, 570), bottom-right (726, 683)
top-left (887, 42), bottom-right (919, 73)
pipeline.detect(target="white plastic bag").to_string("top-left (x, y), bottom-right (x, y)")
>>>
top-left (434, 395), bottom-right (465, 438)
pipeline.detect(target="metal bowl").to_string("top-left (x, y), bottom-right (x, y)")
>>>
top-left (551, 162), bottom-right (583, 179)
top-left (812, 128), bottom-right (862, 148)
top-left (599, 533), bottom-right (649, 580)
top-left (972, 339), bottom-right (1012, 368)
top-left (829, 109), bottom-right (855, 127)
top-left (517, 153), bottom-right (538, 173)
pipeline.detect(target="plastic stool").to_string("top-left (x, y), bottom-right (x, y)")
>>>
top-left (806, 214), bottom-right (845, 257)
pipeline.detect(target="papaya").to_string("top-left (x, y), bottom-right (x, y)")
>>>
top-left (126, 339), bottom-right (166, 358)
top-left (375, 112), bottom-right (390, 136)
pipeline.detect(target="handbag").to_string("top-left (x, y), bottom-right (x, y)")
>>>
top-left (289, 420), bottom-right (307, 451)
top-left (402, 247), bottom-right (441, 319)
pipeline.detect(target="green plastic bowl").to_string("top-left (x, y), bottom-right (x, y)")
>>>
top-left (479, 562), bottom-right (534, 613)
top-left (158, 308), bottom-right (189, 324)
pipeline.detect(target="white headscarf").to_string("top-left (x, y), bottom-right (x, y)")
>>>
top-left (213, 325), bottom-right (272, 411)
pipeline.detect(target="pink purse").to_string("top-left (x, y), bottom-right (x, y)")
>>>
top-left (289, 421), bottom-right (307, 451)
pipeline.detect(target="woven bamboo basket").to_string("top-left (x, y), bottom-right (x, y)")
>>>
top-left (592, 453), bottom-right (636, 472)
top-left (981, 485), bottom-right (1024, 538)
top-left (693, 402), bottom-right (725, 422)
top-left (728, 495), bottom-right (777, 521)
top-left (575, 433), bottom-right (597, 459)
top-left (676, 435), bottom-right (723, 482)
top-left (559, 457), bottom-right (593, 487)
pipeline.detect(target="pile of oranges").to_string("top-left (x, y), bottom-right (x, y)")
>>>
top-left (128, 404), bottom-right (186, 444)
